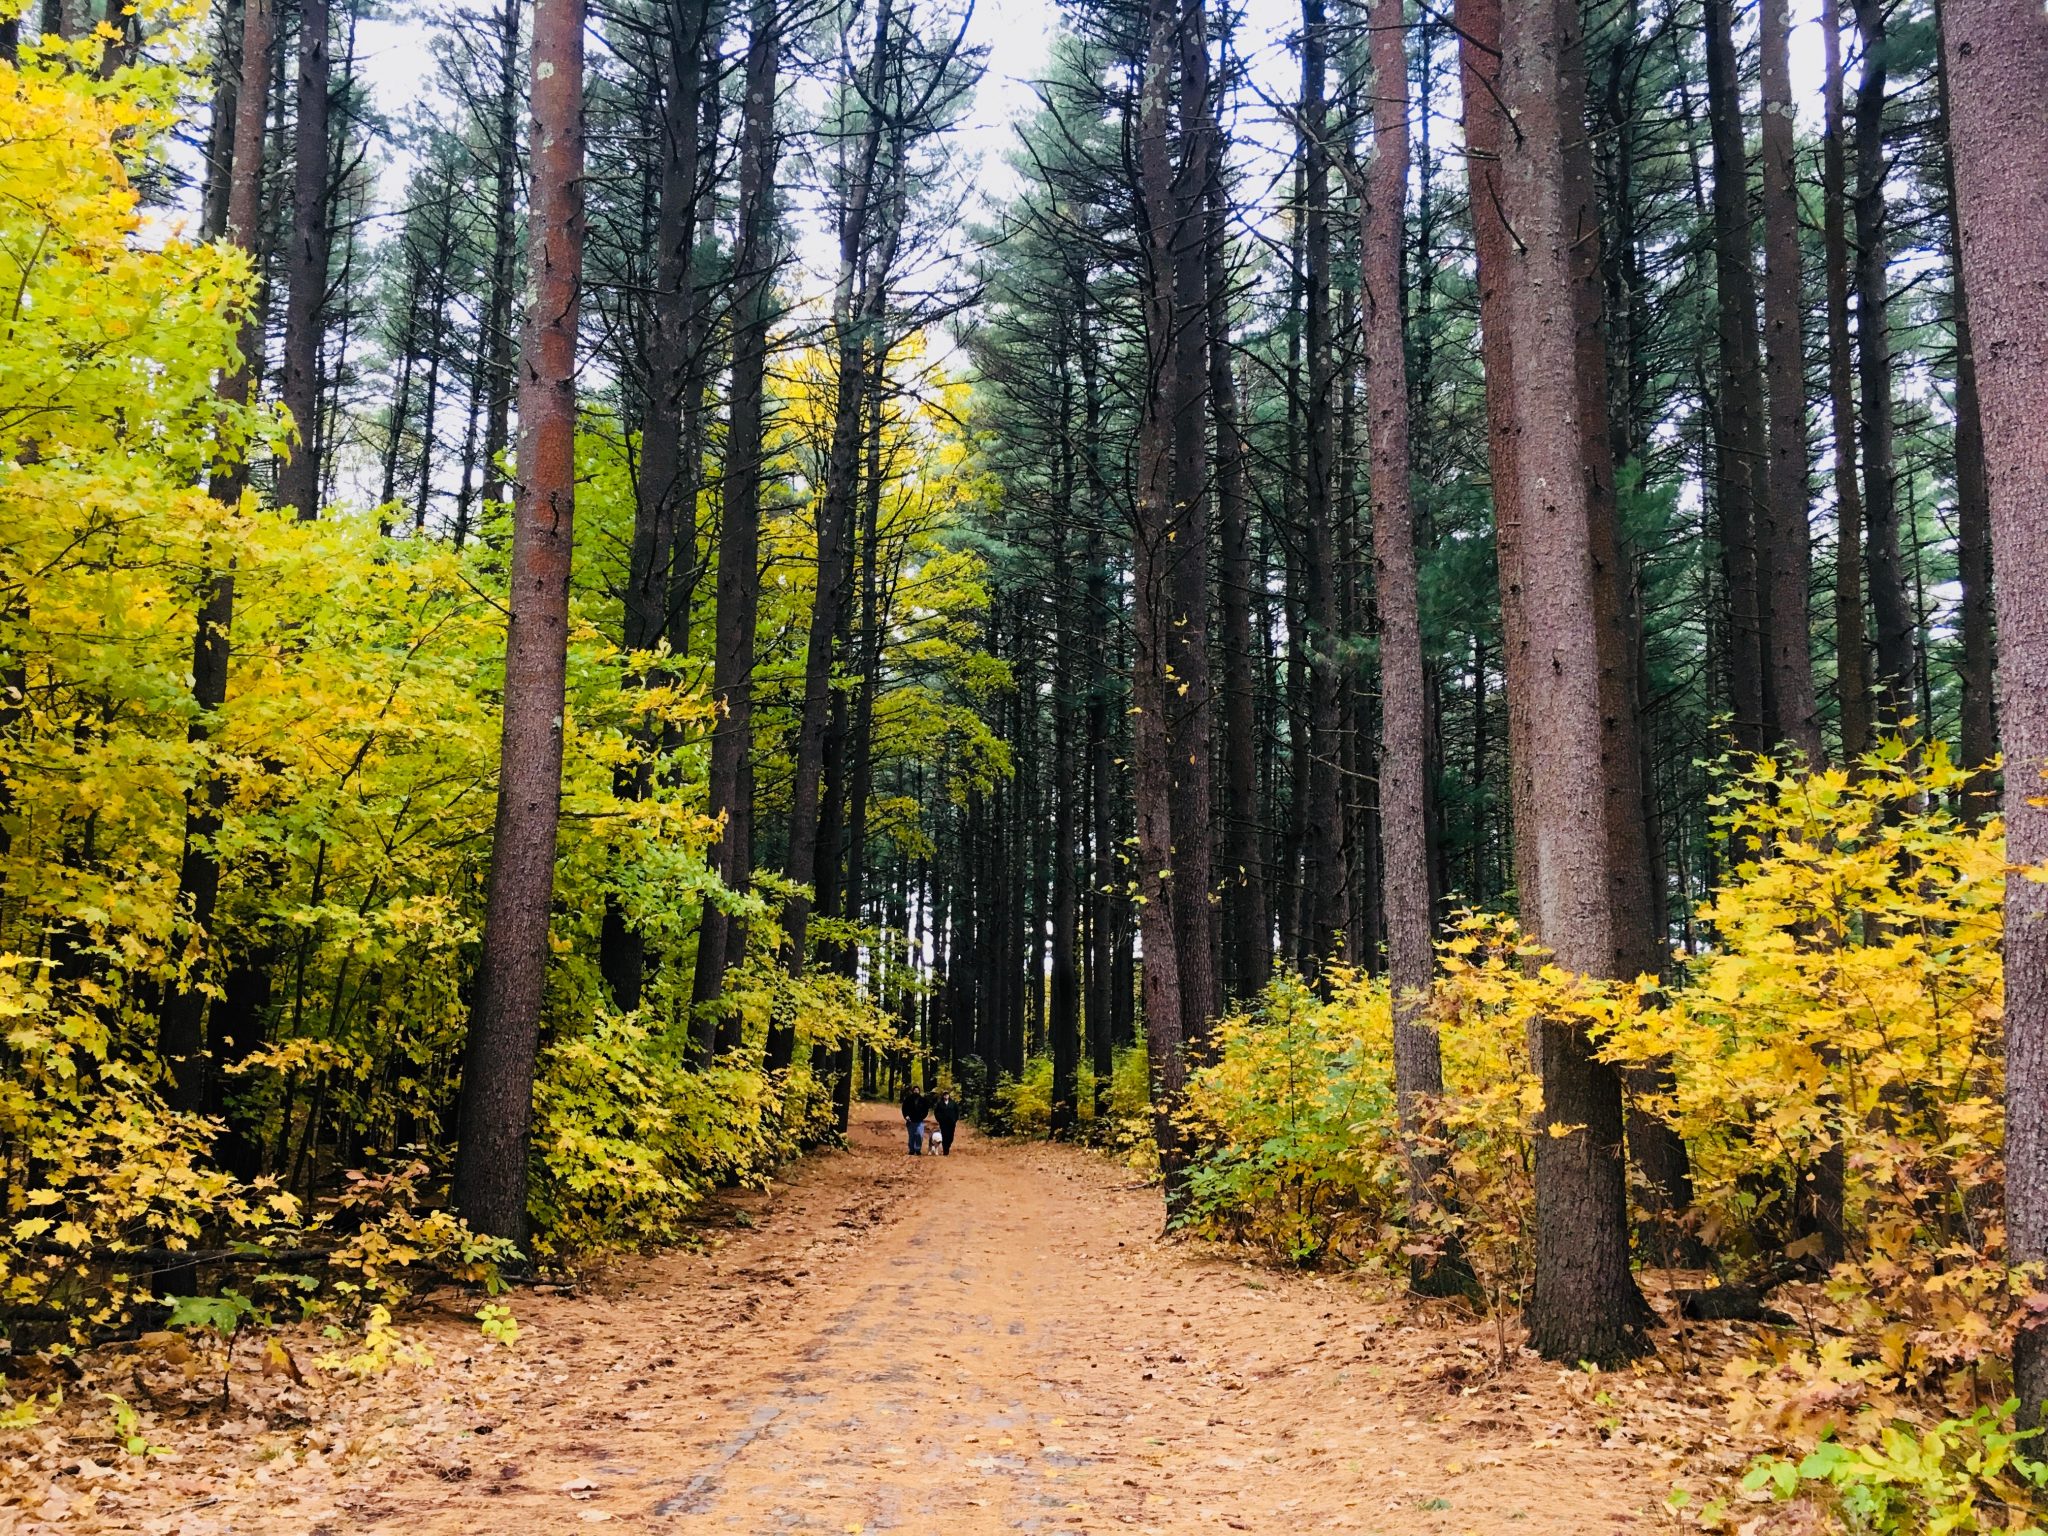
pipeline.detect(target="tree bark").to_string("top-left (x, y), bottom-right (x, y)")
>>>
top-left (1939, 0), bottom-right (2048, 1426)
top-left (1702, 0), bottom-right (1771, 755)
top-left (781, 1), bottom-right (897, 1000)
top-left (600, 0), bottom-right (711, 1010)
top-left (1821, 0), bottom-right (1868, 759)
top-left (1130, 0), bottom-right (1213, 1205)
top-left (1208, 155), bottom-right (1265, 1004)
top-left (1365, 0), bottom-right (1458, 1292)
top-left (690, 0), bottom-right (780, 1046)
top-left (1851, 0), bottom-right (1914, 733)
top-left (1932, 0), bottom-right (1995, 810)
top-left (1167, 0), bottom-right (1218, 1056)
top-left (1467, 0), bottom-right (1653, 1365)
top-left (1297, 0), bottom-right (1345, 977)
top-left (450, 0), bottom-right (584, 1246)
top-left (1457, 0), bottom-right (1537, 921)
top-left (275, 0), bottom-right (331, 521)
top-left (476, 0), bottom-right (521, 524)
top-left (1758, 0), bottom-right (1824, 763)
top-left (156, 0), bottom-right (277, 1117)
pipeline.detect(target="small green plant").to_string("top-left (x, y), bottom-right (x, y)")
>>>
top-left (1741, 1401), bottom-right (2048, 1535)
top-left (165, 1289), bottom-right (261, 1405)
top-left (102, 1394), bottom-right (165, 1458)
top-left (165, 1289), bottom-right (259, 1343)
top-left (475, 1301), bottom-right (520, 1348)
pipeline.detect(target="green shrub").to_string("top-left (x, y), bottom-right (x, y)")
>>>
top-left (1739, 1401), bottom-right (2048, 1535)
top-left (1178, 974), bottom-right (1405, 1264)
top-left (990, 1056), bottom-right (1055, 1137)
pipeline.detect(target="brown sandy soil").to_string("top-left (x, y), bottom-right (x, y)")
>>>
top-left (4, 1104), bottom-right (1726, 1535)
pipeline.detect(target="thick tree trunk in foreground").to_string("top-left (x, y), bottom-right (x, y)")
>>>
top-left (1939, 0), bottom-right (2048, 1425)
top-left (451, 0), bottom-right (585, 1246)
top-left (1567, 0), bottom-right (1691, 1251)
top-left (1365, 0), bottom-right (1457, 1292)
top-left (1131, 0), bottom-right (1212, 1207)
top-left (690, 0), bottom-right (780, 1047)
top-left (1758, 0), bottom-right (1823, 764)
top-left (1457, 0), bottom-right (1537, 919)
top-left (1471, 0), bottom-right (1653, 1365)
top-left (275, 0), bottom-right (331, 521)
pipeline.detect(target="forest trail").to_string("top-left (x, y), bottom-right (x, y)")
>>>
top-left (39, 1108), bottom-right (1673, 1536)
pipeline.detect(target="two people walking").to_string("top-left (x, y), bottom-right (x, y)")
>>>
top-left (901, 1086), bottom-right (959, 1156)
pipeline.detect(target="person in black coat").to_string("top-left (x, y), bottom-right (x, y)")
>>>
top-left (932, 1092), bottom-right (960, 1156)
top-left (901, 1086), bottom-right (929, 1155)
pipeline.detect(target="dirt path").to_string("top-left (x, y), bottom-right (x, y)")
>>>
top-left (12, 1106), bottom-right (1684, 1535)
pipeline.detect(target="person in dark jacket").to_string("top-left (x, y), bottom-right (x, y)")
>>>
top-left (901, 1086), bottom-right (929, 1155)
top-left (932, 1092), bottom-right (960, 1156)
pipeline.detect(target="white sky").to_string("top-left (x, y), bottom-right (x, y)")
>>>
top-left (340, 0), bottom-right (1836, 296)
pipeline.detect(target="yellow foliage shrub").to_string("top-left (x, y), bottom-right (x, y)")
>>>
top-left (1182, 746), bottom-right (2022, 1441)
top-left (990, 1044), bottom-right (1153, 1163)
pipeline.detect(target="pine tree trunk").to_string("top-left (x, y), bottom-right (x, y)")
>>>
top-left (1758, 0), bottom-right (1824, 763)
top-left (1049, 479), bottom-right (1081, 1137)
top-left (1365, 0), bottom-right (1457, 1291)
top-left (409, 222), bottom-right (453, 527)
top-left (1568, 0), bottom-right (1691, 1249)
top-left (1072, 270), bottom-right (1119, 1111)
top-left (1703, 0), bottom-right (1772, 754)
top-left (275, 0), bottom-right (330, 521)
top-left (1167, 0), bottom-right (1218, 1057)
top-left (197, 0), bottom-right (240, 241)
top-left (1297, 0), bottom-right (1345, 977)
top-left (1468, 0), bottom-right (1653, 1365)
top-left (601, 0), bottom-right (710, 1009)
top-left (782, 3), bottom-right (896, 991)
top-left (450, 0), bottom-right (585, 1246)
top-left (157, 0), bottom-right (277, 1116)
top-left (835, 359), bottom-right (887, 985)
top-left (1933, 0), bottom-right (1995, 811)
top-left (1130, 0), bottom-right (1209, 1203)
top-left (1851, 0), bottom-right (1914, 732)
top-left (1822, 0), bottom-right (1868, 759)
top-left (477, 0), bottom-right (521, 521)
top-left (831, 364), bottom-right (888, 1144)
top-left (1208, 162), bottom-right (1265, 1004)
top-left (1456, 0), bottom-right (1538, 920)
top-left (1939, 0), bottom-right (2048, 1426)
top-left (690, 0), bottom-right (780, 1045)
